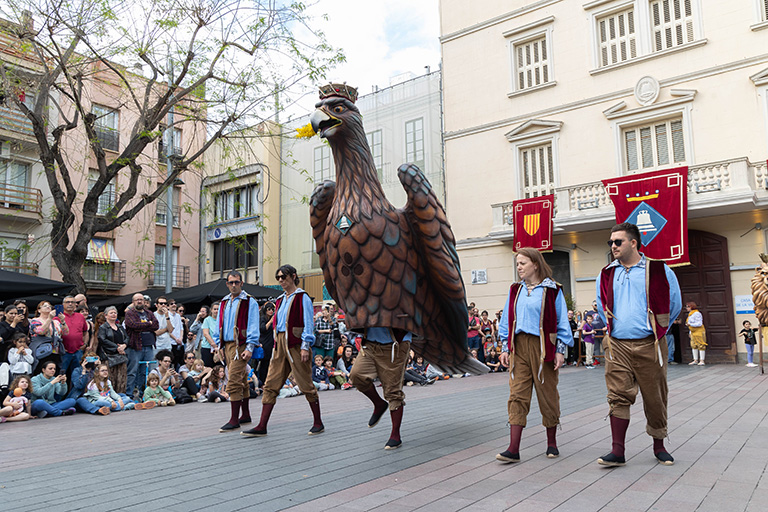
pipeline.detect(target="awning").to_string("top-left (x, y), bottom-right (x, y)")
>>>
top-left (87, 239), bottom-right (122, 264)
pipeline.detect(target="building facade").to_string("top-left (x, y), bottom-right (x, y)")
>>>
top-left (440, 0), bottom-right (768, 361)
top-left (280, 71), bottom-right (445, 302)
top-left (201, 122), bottom-right (282, 286)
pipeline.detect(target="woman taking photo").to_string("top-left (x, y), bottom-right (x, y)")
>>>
top-left (29, 301), bottom-right (69, 373)
top-left (188, 306), bottom-right (209, 355)
top-left (97, 306), bottom-right (129, 393)
top-left (201, 301), bottom-right (220, 368)
top-left (496, 247), bottom-right (573, 464)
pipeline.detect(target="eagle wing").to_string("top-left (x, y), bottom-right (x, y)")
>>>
top-left (310, 180), bottom-right (341, 305)
top-left (398, 164), bottom-right (488, 375)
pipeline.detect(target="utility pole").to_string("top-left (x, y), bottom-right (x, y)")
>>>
top-left (165, 60), bottom-right (175, 293)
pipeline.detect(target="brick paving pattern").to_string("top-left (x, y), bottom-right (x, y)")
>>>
top-left (1, 364), bottom-right (765, 511)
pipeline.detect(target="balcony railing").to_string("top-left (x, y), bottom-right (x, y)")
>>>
top-left (0, 184), bottom-right (43, 214)
top-left (490, 158), bottom-right (768, 237)
top-left (94, 125), bottom-right (119, 152)
top-left (0, 104), bottom-right (34, 137)
top-left (158, 141), bottom-right (183, 164)
top-left (149, 264), bottom-right (190, 289)
top-left (82, 260), bottom-right (127, 290)
top-left (0, 260), bottom-right (38, 275)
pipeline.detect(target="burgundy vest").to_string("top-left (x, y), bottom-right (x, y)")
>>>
top-left (599, 259), bottom-right (671, 341)
top-left (219, 295), bottom-right (251, 345)
top-left (275, 291), bottom-right (307, 348)
top-left (506, 282), bottom-right (559, 362)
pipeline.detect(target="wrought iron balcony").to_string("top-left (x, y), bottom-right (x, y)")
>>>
top-left (158, 141), bottom-right (183, 164)
top-left (94, 125), bottom-right (119, 152)
top-left (149, 264), bottom-right (190, 289)
top-left (82, 260), bottom-right (127, 290)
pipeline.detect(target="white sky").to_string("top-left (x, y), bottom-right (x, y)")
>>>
top-left (287, 0), bottom-right (441, 119)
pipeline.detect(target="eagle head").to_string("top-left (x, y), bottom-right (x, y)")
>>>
top-left (310, 97), bottom-right (361, 140)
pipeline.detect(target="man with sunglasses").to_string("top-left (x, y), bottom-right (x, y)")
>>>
top-left (595, 222), bottom-right (681, 467)
top-left (242, 264), bottom-right (324, 438)
top-left (213, 270), bottom-right (261, 432)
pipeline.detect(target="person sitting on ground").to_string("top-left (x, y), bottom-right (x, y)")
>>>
top-left (30, 362), bottom-right (76, 418)
top-left (247, 363), bottom-right (261, 398)
top-left (336, 345), bottom-right (354, 380)
top-left (324, 356), bottom-right (350, 389)
top-left (312, 354), bottom-right (333, 391)
top-left (205, 364), bottom-right (228, 402)
top-left (8, 333), bottom-right (33, 380)
top-left (143, 373), bottom-right (175, 406)
top-left (149, 349), bottom-right (178, 391)
top-left (84, 363), bottom-right (134, 414)
top-left (1, 375), bottom-right (32, 422)
top-left (278, 375), bottom-right (301, 399)
top-left (177, 351), bottom-right (203, 399)
top-left (486, 347), bottom-right (501, 372)
top-left (404, 355), bottom-right (434, 386)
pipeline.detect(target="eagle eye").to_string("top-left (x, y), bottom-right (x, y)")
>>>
top-left (332, 105), bottom-right (345, 114)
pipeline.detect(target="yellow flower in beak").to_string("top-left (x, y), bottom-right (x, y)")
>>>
top-left (295, 123), bottom-right (316, 139)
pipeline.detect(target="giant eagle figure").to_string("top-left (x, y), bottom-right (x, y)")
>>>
top-left (307, 83), bottom-right (486, 376)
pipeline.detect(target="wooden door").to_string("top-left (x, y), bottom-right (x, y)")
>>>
top-left (673, 230), bottom-right (736, 363)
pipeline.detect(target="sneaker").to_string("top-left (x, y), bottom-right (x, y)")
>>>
top-left (384, 438), bottom-right (402, 450)
top-left (688, 360), bottom-right (698, 365)
top-left (62, 408), bottom-right (76, 416)
top-left (442, 375), bottom-right (450, 379)
top-left (697, 361), bottom-right (705, 366)
top-left (747, 363), bottom-right (758, 367)
top-left (406, 381), bottom-right (413, 386)
top-left (198, 395), bottom-right (208, 402)
top-left (426, 377), bottom-right (436, 385)
top-left (308, 425), bottom-right (325, 435)
top-left (495, 451), bottom-right (520, 464)
top-left (585, 365), bottom-right (594, 369)
top-left (597, 453), bottom-right (626, 466)
top-left (341, 382), bottom-right (352, 390)
top-left (219, 422), bottom-right (240, 433)
top-left (655, 451), bottom-right (674, 465)
top-left (36, 410), bottom-right (48, 419)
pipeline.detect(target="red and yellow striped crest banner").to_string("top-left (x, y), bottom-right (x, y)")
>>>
top-left (513, 195), bottom-right (553, 251)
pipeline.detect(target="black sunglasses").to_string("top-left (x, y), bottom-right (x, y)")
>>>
top-left (276, 274), bottom-right (287, 280)
top-left (227, 280), bottom-right (241, 285)
top-left (156, 301), bottom-right (167, 305)
top-left (607, 239), bottom-right (625, 247)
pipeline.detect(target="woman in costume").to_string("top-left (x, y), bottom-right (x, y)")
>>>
top-left (496, 248), bottom-right (573, 463)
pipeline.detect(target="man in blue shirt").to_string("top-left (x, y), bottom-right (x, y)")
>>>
top-left (595, 223), bottom-right (681, 467)
top-left (212, 270), bottom-right (260, 432)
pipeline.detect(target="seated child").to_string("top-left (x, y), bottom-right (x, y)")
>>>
top-left (1, 376), bottom-right (31, 421)
top-left (8, 334), bottom-right (33, 380)
top-left (486, 348), bottom-right (501, 372)
top-left (85, 363), bottom-right (135, 414)
top-left (205, 364), bottom-right (229, 403)
top-left (312, 354), bottom-right (332, 391)
top-left (143, 373), bottom-right (175, 406)
top-left (278, 375), bottom-right (301, 399)
top-left (323, 356), bottom-right (350, 389)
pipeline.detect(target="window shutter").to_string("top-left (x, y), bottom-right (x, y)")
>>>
top-left (515, 36), bottom-right (550, 90)
top-left (597, 9), bottom-right (636, 67)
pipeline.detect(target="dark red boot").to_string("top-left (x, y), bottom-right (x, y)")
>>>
top-left (546, 426), bottom-right (559, 458)
top-left (239, 396), bottom-right (251, 424)
top-left (597, 416), bottom-right (629, 466)
top-left (308, 399), bottom-right (324, 435)
top-left (241, 402), bottom-right (274, 437)
top-left (496, 424), bottom-right (523, 463)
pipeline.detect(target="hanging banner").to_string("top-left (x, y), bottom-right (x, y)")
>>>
top-left (513, 194), bottom-right (554, 251)
top-left (602, 167), bottom-right (689, 265)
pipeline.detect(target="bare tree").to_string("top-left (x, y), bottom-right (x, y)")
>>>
top-left (0, 0), bottom-right (342, 291)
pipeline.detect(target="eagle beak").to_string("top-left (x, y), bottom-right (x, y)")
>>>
top-left (310, 109), bottom-right (341, 139)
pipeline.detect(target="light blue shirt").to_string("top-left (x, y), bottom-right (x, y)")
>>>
top-left (498, 278), bottom-right (573, 354)
top-left (213, 291), bottom-right (260, 353)
top-left (595, 254), bottom-right (682, 340)
top-left (363, 327), bottom-right (413, 344)
top-left (275, 288), bottom-right (315, 351)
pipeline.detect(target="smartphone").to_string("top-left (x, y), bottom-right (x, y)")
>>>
top-left (54, 304), bottom-right (64, 315)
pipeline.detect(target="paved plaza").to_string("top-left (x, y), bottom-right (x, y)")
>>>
top-left (1, 363), bottom-right (766, 511)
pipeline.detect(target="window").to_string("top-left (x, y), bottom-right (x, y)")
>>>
top-left (597, 9), bottom-right (637, 67)
top-left (405, 118), bottom-right (425, 171)
top-left (159, 127), bottom-right (182, 163)
top-left (366, 130), bottom-right (384, 181)
top-left (156, 187), bottom-right (181, 227)
top-left (212, 234), bottom-right (258, 272)
top-left (212, 185), bottom-right (259, 223)
top-left (154, 245), bottom-right (179, 286)
top-left (92, 105), bottom-right (119, 151)
top-left (520, 143), bottom-right (555, 198)
top-left (0, 237), bottom-right (23, 270)
top-left (514, 36), bottom-right (550, 90)
top-left (764, 0), bottom-right (768, 22)
top-left (0, 160), bottom-right (29, 209)
top-left (650, 0), bottom-right (694, 52)
top-left (88, 171), bottom-right (116, 216)
top-left (313, 145), bottom-right (332, 183)
top-left (623, 118), bottom-right (685, 171)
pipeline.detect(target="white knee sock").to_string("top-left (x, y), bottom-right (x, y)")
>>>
top-left (699, 351), bottom-right (705, 362)
top-left (692, 349), bottom-right (699, 361)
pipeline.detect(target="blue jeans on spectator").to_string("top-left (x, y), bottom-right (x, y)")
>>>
top-left (747, 343), bottom-right (755, 364)
top-left (467, 335), bottom-right (482, 351)
top-left (61, 350), bottom-right (83, 380)
top-left (127, 346), bottom-right (157, 396)
top-left (666, 334), bottom-right (675, 363)
top-left (31, 398), bottom-right (76, 417)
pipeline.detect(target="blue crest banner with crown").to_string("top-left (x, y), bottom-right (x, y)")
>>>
top-left (602, 167), bottom-right (689, 265)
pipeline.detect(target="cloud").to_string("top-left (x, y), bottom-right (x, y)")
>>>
top-left (286, 0), bottom-right (440, 119)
